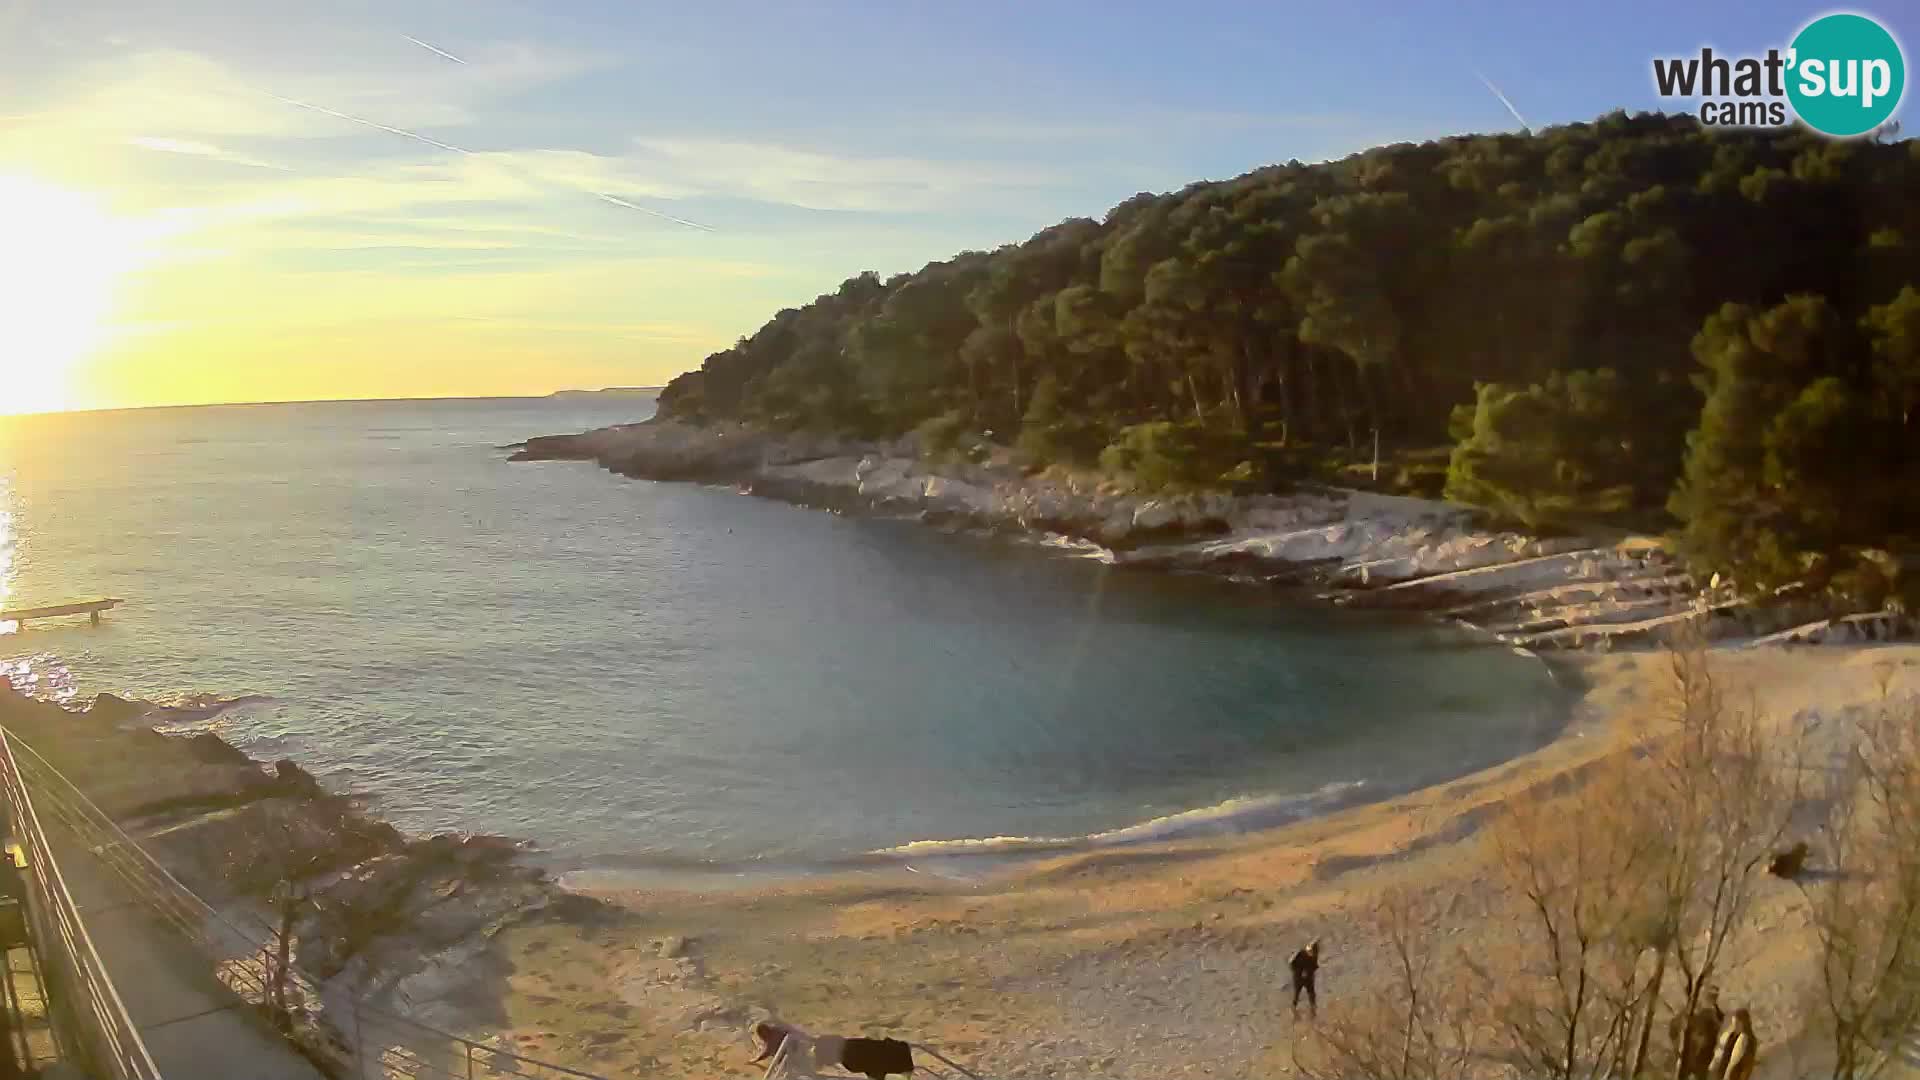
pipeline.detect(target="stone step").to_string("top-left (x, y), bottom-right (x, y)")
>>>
top-left (1444, 573), bottom-right (1694, 619)
top-left (1485, 594), bottom-right (1696, 637)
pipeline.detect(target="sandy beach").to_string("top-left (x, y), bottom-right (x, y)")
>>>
top-left (468, 643), bottom-right (1920, 1080)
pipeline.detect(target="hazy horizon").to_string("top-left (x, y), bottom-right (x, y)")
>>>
top-left (0, 386), bottom-right (662, 419)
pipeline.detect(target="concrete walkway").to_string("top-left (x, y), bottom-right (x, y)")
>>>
top-left (50, 830), bottom-right (324, 1080)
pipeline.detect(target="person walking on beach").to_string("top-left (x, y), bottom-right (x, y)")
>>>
top-left (1708, 1007), bottom-right (1757, 1080)
top-left (1671, 988), bottom-right (1724, 1080)
top-left (1289, 939), bottom-right (1321, 1019)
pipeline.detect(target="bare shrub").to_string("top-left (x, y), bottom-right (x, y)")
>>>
top-left (1628, 645), bottom-right (1801, 1080)
top-left (1462, 643), bottom-right (1798, 1080)
top-left (1298, 643), bottom-right (1824, 1080)
top-left (1477, 762), bottom-right (1664, 1080)
top-left (1802, 694), bottom-right (1920, 1080)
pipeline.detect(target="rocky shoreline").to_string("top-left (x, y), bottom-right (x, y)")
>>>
top-left (513, 417), bottom-right (1914, 651)
top-left (0, 416), bottom-right (1903, 1079)
top-left (0, 414), bottom-right (1900, 1076)
top-left (0, 684), bottom-right (601, 1069)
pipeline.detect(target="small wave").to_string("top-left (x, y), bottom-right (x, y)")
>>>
top-left (171, 691), bottom-right (272, 710)
top-left (1089, 782), bottom-right (1368, 845)
top-left (875, 834), bottom-right (1081, 857)
top-left (222, 731), bottom-right (301, 757)
top-left (152, 693), bottom-right (274, 722)
top-left (868, 780), bottom-right (1371, 860)
top-left (1031, 532), bottom-right (1117, 563)
top-left (0, 654), bottom-right (79, 703)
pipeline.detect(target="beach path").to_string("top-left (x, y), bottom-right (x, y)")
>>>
top-left (49, 822), bottom-right (325, 1080)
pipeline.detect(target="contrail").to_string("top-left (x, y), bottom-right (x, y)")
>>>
top-left (1475, 69), bottom-right (1531, 134)
top-left (261, 91), bottom-right (715, 231)
top-left (402, 34), bottom-right (467, 64)
top-left (266, 91), bottom-right (473, 153)
top-left (128, 135), bottom-right (294, 172)
top-left (596, 192), bottom-right (717, 232)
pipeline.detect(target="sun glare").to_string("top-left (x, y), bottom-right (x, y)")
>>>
top-left (0, 175), bottom-right (150, 415)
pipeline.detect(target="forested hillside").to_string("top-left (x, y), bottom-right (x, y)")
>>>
top-left (659, 111), bottom-right (1920, 603)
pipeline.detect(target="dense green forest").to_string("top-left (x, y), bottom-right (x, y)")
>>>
top-left (659, 112), bottom-right (1920, 603)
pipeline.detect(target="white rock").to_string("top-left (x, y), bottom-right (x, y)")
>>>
top-left (1133, 501), bottom-right (1179, 531)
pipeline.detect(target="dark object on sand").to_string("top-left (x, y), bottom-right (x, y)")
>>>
top-left (840, 1038), bottom-right (914, 1079)
top-left (1290, 940), bottom-right (1321, 1017)
top-left (753, 1022), bottom-right (916, 1078)
top-left (1768, 841), bottom-right (1809, 879)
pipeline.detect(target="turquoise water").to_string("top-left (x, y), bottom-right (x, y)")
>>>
top-left (0, 397), bottom-right (1560, 871)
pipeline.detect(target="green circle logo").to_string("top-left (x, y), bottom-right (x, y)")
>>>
top-left (1787, 13), bottom-right (1905, 136)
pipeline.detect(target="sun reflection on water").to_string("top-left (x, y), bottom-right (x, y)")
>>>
top-left (0, 468), bottom-right (13, 635)
top-left (0, 467), bottom-right (78, 702)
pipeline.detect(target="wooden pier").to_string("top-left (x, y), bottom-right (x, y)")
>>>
top-left (0, 599), bottom-right (124, 627)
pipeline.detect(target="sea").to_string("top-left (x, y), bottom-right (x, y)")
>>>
top-left (0, 396), bottom-right (1563, 880)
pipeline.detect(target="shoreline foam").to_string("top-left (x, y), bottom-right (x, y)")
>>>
top-left (486, 644), bottom-right (1920, 1080)
top-left (553, 782), bottom-right (1378, 892)
top-left (9, 629), bottom-right (1905, 1079)
top-left (545, 632), bottom-right (1573, 892)
top-left (551, 639), bottom-right (1572, 892)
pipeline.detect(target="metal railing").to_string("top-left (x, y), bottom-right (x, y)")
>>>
top-left (335, 998), bottom-right (612, 1080)
top-left (0, 727), bottom-right (163, 1079)
top-left (3, 730), bottom-right (613, 1080)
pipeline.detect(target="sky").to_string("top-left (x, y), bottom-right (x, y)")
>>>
top-left (0, 0), bottom-right (1911, 414)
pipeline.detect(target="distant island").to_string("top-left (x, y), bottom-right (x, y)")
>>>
top-left (545, 386), bottom-right (663, 401)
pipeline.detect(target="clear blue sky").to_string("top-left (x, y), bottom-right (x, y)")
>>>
top-left (0, 0), bottom-right (1911, 409)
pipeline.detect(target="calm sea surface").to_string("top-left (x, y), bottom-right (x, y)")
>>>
top-left (0, 397), bottom-right (1560, 873)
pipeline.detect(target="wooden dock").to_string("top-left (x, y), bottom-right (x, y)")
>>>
top-left (0, 599), bottom-right (124, 627)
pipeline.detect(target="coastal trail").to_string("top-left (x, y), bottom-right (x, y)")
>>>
top-left (31, 792), bottom-right (325, 1078)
